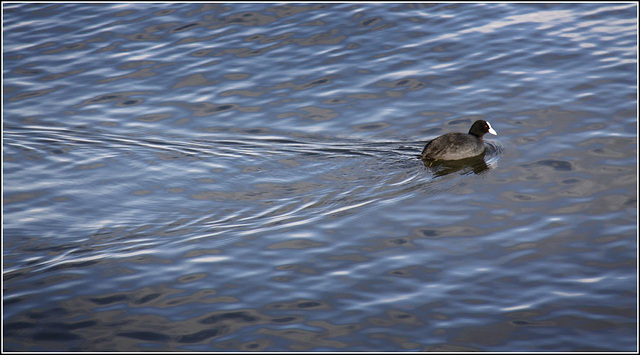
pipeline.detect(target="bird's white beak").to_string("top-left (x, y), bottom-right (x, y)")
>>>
top-left (487, 121), bottom-right (497, 135)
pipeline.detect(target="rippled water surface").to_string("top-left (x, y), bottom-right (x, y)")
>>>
top-left (3, 2), bottom-right (637, 352)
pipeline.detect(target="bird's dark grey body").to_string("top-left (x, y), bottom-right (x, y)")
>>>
top-left (421, 120), bottom-right (497, 161)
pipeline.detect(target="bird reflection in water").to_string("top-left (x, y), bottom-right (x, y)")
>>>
top-left (421, 152), bottom-right (490, 177)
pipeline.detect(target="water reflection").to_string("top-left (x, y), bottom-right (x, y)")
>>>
top-left (422, 153), bottom-right (490, 177)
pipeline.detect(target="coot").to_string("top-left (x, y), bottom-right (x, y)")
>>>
top-left (421, 120), bottom-right (497, 161)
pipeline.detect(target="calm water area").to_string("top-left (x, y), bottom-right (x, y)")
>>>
top-left (2, 2), bottom-right (637, 352)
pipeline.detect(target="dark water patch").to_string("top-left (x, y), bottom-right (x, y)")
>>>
top-left (223, 11), bottom-right (277, 26)
top-left (65, 320), bottom-right (98, 330)
top-left (171, 22), bottom-right (202, 33)
top-left (296, 76), bottom-right (333, 90)
top-left (119, 98), bottom-right (143, 106)
top-left (270, 316), bottom-right (302, 323)
top-left (135, 113), bottom-right (173, 122)
top-left (266, 300), bottom-right (330, 311)
top-left (27, 307), bottom-right (68, 320)
top-left (415, 229), bottom-right (440, 238)
top-left (166, 101), bottom-right (239, 116)
top-left (7, 87), bottom-right (58, 102)
top-left (521, 159), bottom-right (573, 171)
top-left (13, 65), bottom-right (45, 76)
top-left (297, 301), bottom-right (323, 308)
top-left (386, 237), bottom-right (411, 246)
top-left (78, 92), bottom-right (154, 107)
top-left (118, 331), bottom-right (171, 342)
top-left (360, 17), bottom-right (382, 27)
top-left (216, 338), bottom-right (272, 351)
top-left (201, 310), bottom-right (261, 324)
top-left (33, 331), bottom-right (82, 342)
top-left (4, 321), bottom-right (35, 334)
top-left (89, 294), bottom-right (129, 305)
top-left (177, 327), bottom-right (229, 343)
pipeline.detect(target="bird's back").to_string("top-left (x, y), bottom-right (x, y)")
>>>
top-left (421, 132), bottom-right (484, 160)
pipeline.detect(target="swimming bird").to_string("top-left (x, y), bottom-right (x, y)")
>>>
top-left (421, 120), bottom-right (497, 161)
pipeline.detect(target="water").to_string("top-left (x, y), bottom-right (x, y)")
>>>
top-left (2, 2), bottom-right (637, 351)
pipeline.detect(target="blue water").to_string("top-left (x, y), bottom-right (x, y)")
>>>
top-left (3, 2), bottom-right (637, 351)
